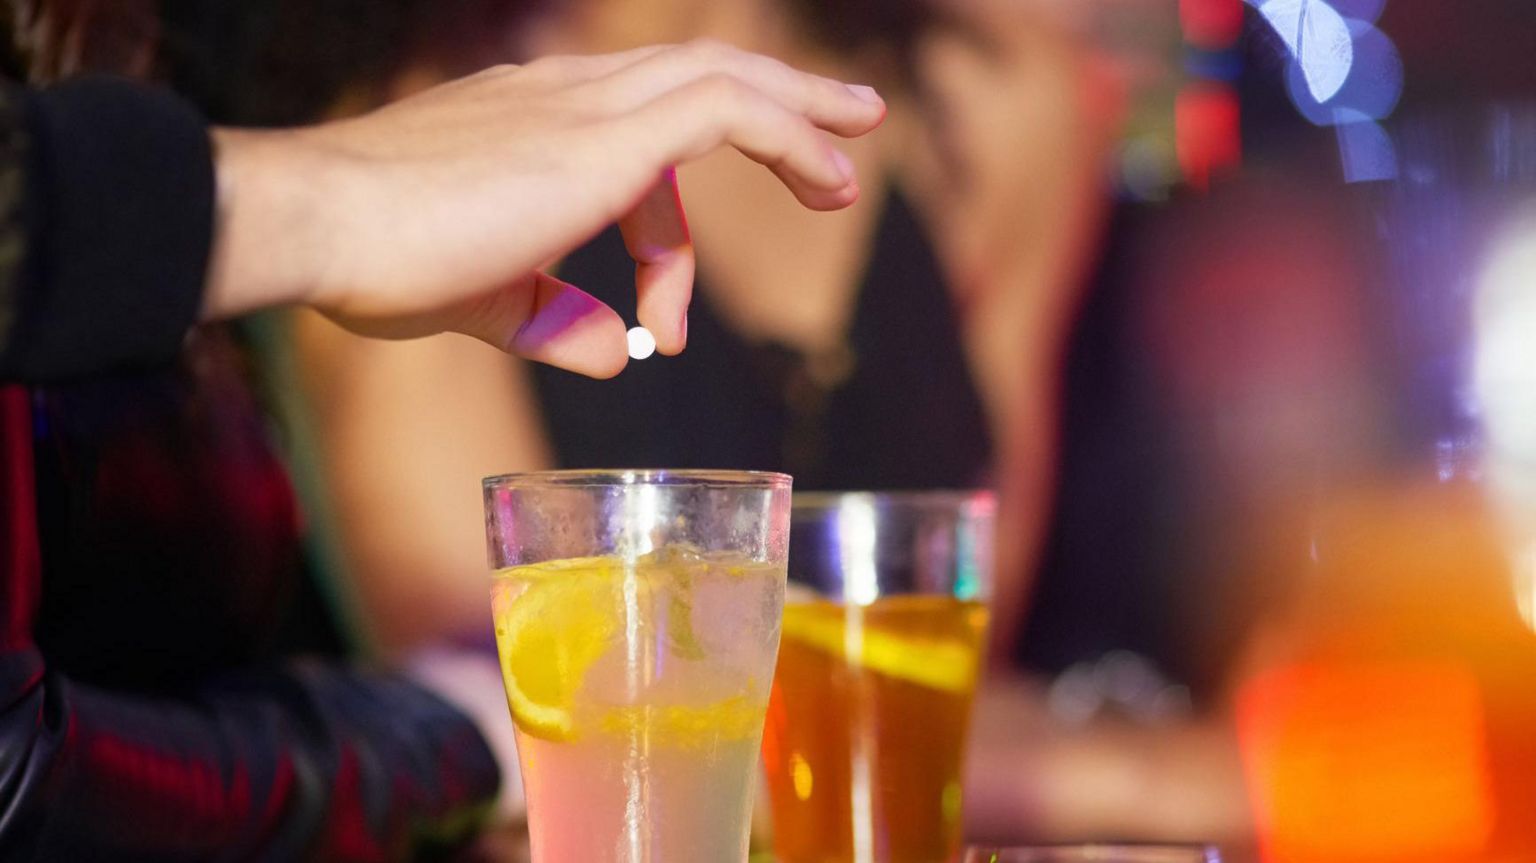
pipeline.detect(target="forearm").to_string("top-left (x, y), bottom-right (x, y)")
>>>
top-left (202, 128), bottom-right (343, 321)
top-left (0, 647), bottom-right (499, 860)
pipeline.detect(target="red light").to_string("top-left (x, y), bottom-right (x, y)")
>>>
top-left (1181, 0), bottom-right (1245, 49)
top-left (1176, 82), bottom-right (1242, 192)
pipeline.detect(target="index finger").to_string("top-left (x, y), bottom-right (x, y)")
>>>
top-left (620, 168), bottom-right (694, 355)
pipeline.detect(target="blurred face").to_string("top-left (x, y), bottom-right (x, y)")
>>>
top-left (529, 0), bottom-right (718, 55)
top-left (933, 0), bottom-right (1181, 134)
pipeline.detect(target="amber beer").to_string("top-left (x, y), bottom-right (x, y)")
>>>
top-left (762, 492), bottom-right (994, 863)
top-left (764, 596), bottom-right (988, 862)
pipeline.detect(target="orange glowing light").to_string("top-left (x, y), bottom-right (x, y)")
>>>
top-left (1237, 661), bottom-right (1495, 863)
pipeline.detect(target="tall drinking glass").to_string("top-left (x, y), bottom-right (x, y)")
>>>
top-left (483, 470), bottom-right (791, 862)
top-left (761, 491), bottom-right (994, 863)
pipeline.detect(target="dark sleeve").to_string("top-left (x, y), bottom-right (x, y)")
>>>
top-left (0, 75), bottom-right (214, 381)
top-left (0, 388), bottom-right (501, 861)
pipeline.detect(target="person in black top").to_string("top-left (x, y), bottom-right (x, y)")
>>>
top-left (0, 14), bottom-right (887, 856)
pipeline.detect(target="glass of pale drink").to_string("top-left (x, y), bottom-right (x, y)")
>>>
top-left (762, 490), bottom-right (994, 863)
top-left (483, 470), bottom-right (791, 862)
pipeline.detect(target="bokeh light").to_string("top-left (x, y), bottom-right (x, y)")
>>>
top-left (1252, 0), bottom-right (1355, 102)
top-left (1238, 661), bottom-right (1496, 862)
top-left (1282, 21), bottom-right (1403, 125)
top-left (1473, 211), bottom-right (1536, 628)
top-left (1247, 0), bottom-right (1404, 182)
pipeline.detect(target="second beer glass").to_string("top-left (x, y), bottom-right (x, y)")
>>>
top-left (762, 491), bottom-right (995, 863)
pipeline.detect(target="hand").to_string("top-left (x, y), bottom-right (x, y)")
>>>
top-left (205, 41), bottom-right (886, 377)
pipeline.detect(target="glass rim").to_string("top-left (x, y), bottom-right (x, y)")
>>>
top-left (964, 844), bottom-right (1220, 861)
top-left (791, 488), bottom-right (996, 510)
top-left (482, 468), bottom-right (793, 490)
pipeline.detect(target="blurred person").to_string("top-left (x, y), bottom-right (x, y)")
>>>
top-left (1005, 4), bottom-right (1536, 859)
top-left (0, 2), bottom-right (886, 857)
top-left (965, 171), bottom-right (1392, 858)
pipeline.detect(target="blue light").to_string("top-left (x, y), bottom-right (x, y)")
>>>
top-left (1248, 0), bottom-right (1403, 135)
top-left (1284, 21), bottom-right (1403, 125)
top-left (1335, 113), bottom-right (1399, 182)
top-left (1326, 0), bottom-right (1386, 23)
top-left (1255, 0), bottom-right (1355, 102)
top-left (1184, 47), bottom-right (1245, 83)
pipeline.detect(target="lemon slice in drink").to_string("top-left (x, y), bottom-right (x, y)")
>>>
top-left (779, 598), bottom-right (983, 693)
top-left (598, 694), bottom-right (768, 747)
top-left (493, 558), bottom-right (621, 741)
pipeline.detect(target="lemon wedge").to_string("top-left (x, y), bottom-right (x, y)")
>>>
top-left (598, 694), bottom-right (767, 746)
top-left (493, 559), bottom-right (622, 741)
top-left (779, 599), bottom-right (984, 693)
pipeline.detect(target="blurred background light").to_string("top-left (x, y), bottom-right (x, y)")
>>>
top-left (1120, 134), bottom-right (1181, 203)
top-left (1176, 82), bottom-right (1243, 191)
top-left (1246, 0), bottom-right (1404, 185)
top-left (1473, 210), bottom-right (1536, 629)
top-left (1253, 0), bottom-right (1354, 102)
top-left (1325, 0), bottom-right (1387, 22)
top-left (1282, 21), bottom-right (1403, 125)
top-left (1180, 0), bottom-right (1246, 50)
top-left (1333, 113), bottom-right (1398, 182)
top-left (1238, 661), bottom-right (1496, 862)
top-left (1474, 211), bottom-right (1536, 476)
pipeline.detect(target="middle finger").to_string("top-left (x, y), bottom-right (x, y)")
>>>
top-left (574, 39), bottom-right (885, 138)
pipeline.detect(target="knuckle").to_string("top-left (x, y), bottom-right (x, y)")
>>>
top-left (695, 73), bottom-right (750, 106)
top-left (522, 55), bottom-right (567, 76)
top-left (481, 62), bottom-right (523, 81)
top-left (564, 83), bottom-right (619, 118)
top-left (758, 54), bottom-right (795, 82)
top-left (684, 37), bottom-right (734, 63)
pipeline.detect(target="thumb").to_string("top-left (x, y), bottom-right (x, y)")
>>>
top-left (454, 272), bottom-right (630, 379)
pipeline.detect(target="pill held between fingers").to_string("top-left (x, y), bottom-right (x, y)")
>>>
top-left (627, 326), bottom-right (657, 360)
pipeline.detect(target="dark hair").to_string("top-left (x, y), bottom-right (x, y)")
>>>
top-left (3, 0), bottom-right (159, 82)
top-left (5, 0), bottom-right (544, 125)
top-left (158, 0), bottom-right (420, 125)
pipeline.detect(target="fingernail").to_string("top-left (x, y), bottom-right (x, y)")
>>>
top-left (830, 148), bottom-right (855, 183)
top-left (847, 84), bottom-right (882, 104)
top-left (679, 309), bottom-right (689, 349)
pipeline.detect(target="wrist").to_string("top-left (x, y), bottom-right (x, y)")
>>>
top-left (203, 127), bottom-right (338, 319)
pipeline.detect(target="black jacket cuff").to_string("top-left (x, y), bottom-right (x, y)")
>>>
top-left (8, 76), bottom-right (214, 380)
